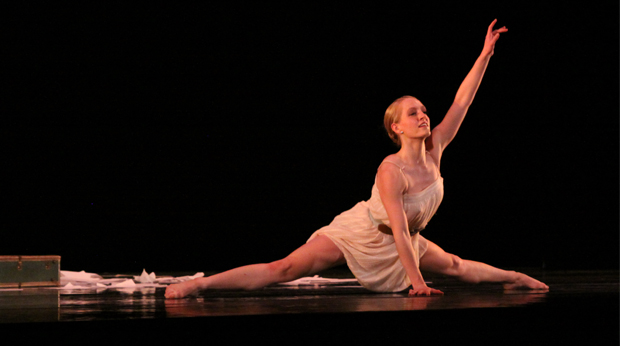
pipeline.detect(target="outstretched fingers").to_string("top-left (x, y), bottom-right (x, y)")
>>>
top-left (487, 19), bottom-right (508, 35)
top-left (487, 18), bottom-right (498, 33)
top-left (408, 287), bottom-right (444, 297)
top-left (488, 22), bottom-right (508, 42)
top-left (483, 19), bottom-right (508, 56)
top-left (492, 27), bottom-right (509, 42)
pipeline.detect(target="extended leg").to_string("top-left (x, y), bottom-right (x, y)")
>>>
top-left (419, 240), bottom-right (548, 289)
top-left (165, 235), bottom-right (346, 298)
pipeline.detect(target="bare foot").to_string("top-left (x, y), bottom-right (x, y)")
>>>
top-left (503, 272), bottom-right (549, 290)
top-left (165, 279), bottom-right (201, 299)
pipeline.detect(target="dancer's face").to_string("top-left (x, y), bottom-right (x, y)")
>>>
top-left (392, 98), bottom-right (431, 140)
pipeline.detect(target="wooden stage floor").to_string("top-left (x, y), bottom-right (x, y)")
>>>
top-left (1, 268), bottom-right (617, 344)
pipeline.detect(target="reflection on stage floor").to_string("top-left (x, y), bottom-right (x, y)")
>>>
top-left (1, 268), bottom-right (617, 344)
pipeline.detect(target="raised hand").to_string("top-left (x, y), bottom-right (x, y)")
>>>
top-left (482, 19), bottom-right (508, 57)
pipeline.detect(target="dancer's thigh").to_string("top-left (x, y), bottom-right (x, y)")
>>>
top-left (281, 235), bottom-right (346, 277)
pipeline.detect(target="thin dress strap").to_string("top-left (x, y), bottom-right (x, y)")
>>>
top-left (380, 160), bottom-right (409, 192)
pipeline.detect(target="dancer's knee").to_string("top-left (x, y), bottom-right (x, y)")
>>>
top-left (445, 254), bottom-right (464, 277)
top-left (266, 258), bottom-right (297, 283)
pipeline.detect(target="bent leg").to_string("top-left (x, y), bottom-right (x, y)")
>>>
top-left (165, 235), bottom-right (346, 298)
top-left (419, 240), bottom-right (548, 290)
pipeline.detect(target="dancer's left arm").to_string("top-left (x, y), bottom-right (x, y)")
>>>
top-left (427, 19), bottom-right (508, 154)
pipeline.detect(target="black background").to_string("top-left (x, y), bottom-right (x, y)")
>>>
top-left (2, 3), bottom-right (617, 274)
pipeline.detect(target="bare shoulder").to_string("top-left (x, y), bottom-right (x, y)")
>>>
top-left (377, 154), bottom-right (402, 175)
top-left (376, 156), bottom-right (406, 195)
top-left (380, 153), bottom-right (398, 162)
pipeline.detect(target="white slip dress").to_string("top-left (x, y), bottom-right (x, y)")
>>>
top-left (307, 160), bottom-right (444, 292)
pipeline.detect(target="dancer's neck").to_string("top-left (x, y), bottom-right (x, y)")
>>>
top-left (396, 138), bottom-right (427, 167)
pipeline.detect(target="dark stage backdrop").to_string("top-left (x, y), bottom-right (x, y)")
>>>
top-left (3, 3), bottom-right (618, 274)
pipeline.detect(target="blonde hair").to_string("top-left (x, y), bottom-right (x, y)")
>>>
top-left (384, 95), bottom-right (416, 146)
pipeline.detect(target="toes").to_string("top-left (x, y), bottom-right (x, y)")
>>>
top-left (165, 287), bottom-right (180, 299)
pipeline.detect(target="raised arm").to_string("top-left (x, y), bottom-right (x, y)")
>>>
top-left (376, 164), bottom-right (444, 296)
top-left (428, 19), bottom-right (508, 154)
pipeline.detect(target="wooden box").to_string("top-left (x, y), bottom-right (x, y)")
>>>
top-left (0, 255), bottom-right (61, 288)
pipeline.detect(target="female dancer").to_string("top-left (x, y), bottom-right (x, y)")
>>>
top-left (166, 19), bottom-right (548, 299)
